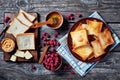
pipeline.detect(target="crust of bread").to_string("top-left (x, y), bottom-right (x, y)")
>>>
top-left (91, 40), bottom-right (105, 58)
top-left (17, 11), bottom-right (33, 27)
top-left (86, 20), bottom-right (103, 36)
top-left (98, 28), bottom-right (114, 49)
top-left (16, 33), bottom-right (35, 50)
top-left (19, 9), bottom-right (36, 22)
top-left (72, 45), bottom-right (93, 61)
top-left (70, 29), bottom-right (89, 49)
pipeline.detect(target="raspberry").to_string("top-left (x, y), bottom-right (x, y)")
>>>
top-left (31, 64), bottom-right (36, 69)
top-left (49, 40), bottom-right (53, 45)
top-left (70, 70), bottom-right (75, 74)
top-left (55, 42), bottom-right (59, 46)
top-left (43, 32), bottom-right (47, 35)
top-left (45, 33), bottom-right (50, 38)
top-left (68, 13), bottom-right (74, 17)
top-left (4, 16), bottom-right (10, 23)
top-left (69, 16), bottom-right (74, 20)
top-left (77, 13), bottom-right (81, 17)
top-left (50, 47), bottom-right (55, 52)
top-left (54, 32), bottom-right (59, 38)
top-left (66, 15), bottom-right (71, 20)
top-left (40, 35), bottom-right (44, 40)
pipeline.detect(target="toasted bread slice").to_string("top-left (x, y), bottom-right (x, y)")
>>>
top-left (70, 29), bottom-right (89, 49)
top-left (91, 40), bottom-right (105, 58)
top-left (98, 29), bottom-right (114, 49)
top-left (87, 53), bottom-right (94, 60)
top-left (86, 20), bottom-right (103, 36)
top-left (72, 45), bottom-right (93, 61)
top-left (6, 18), bottom-right (29, 37)
top-left (19, 9), bottom-right (36, 22)
top-left (17, 11), bottom-right (33, 27)
top-left (16, 33), bottom-right (35, 50)
top-left (74, 24), bottom-right (88, 31)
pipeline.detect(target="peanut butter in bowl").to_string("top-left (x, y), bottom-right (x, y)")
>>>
top-left (1, 38), bottom-right (15, 52)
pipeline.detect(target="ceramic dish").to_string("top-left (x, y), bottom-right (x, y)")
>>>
top-left (67, 18), bottom-right (114, 62)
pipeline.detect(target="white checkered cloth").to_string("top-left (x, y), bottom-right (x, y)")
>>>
top-left (56, 11), bottom-right (120, 77)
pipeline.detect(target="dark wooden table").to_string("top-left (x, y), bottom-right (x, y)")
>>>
top-left (0, 0), bottom-right (120, 80)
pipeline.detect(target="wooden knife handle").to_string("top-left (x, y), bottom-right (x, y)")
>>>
top-left (38, 45), bottom-right (49, 64)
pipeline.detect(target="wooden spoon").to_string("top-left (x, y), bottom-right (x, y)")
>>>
top-left (31, 18), bottom-right (57, 28)
top-left (38, 45), bottom-right (49, 64)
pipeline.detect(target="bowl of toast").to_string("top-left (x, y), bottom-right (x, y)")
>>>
top-left (67, 18), bottom-right (114, 62)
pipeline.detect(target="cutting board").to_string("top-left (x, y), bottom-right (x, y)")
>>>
top-left (2, 12), bottom-right (39, 62)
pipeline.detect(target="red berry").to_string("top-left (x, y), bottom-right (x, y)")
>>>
top-left (55, 31), bottom-right (59, 35)
top-left (50, 41), bottom-right (53, 45)
top-left (31, 64), bottom-right (36, 69)
top-left (68, 13), bottom-right (74, 17)
top-left (70, 70), bottom-right (75, 74)
top-left (66, 15), bottom-right (71, 20)
top-left (55, 53), bottom-right (58, 57)
top-left (48, 54), bottom-right (51, 57)
top-left (50, 47), bottom-right (55, 52)
top-left (40, 35), bottom-right (44, 40)
top-left (51, 54), bottom-right (54, 58)
top-left (77, 13), bottom-right (81, 17)
top-left (4, 16), bottom-right (10, 23)
top-left (43, 32), bottom-right (47, 35)
top-left (51, 67), bottom-right (55, 71)
top-left (45, 33), bottom-right (50, 38)
top-left (67, 65), bottom-right (72, 69)
top-left (70, 16), bottom-right (74, 20)
top-left (55, 42), bottom-right (59, 46)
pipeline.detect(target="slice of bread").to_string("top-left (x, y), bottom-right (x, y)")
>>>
top-left (91, 40), bottom-right (105, 58)
top-left (98, 28), bottom-right (114, 49)
top-left (10, 55), bottom-right (17, 62)
top-left (17, 11), bottom-right (33, 27)
top-left (70, 29), bottom-right (89, 49)
top-left (72, 45), bottom-right (93, 61)
top-left (86, 20), bottom-right (103, 36)
top-left (6, 18), bottom-right (29, 37)
top-left (24, 51), bottom-right (33, 59)
top-left (19, 9), bottom-right (36, 22)
top-left (16, 33), bottom-right (35, 50)
top-left (14, 50), bottom-right (25, 58)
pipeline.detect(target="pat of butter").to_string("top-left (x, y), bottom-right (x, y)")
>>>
top-left (10, 55), bottom-right (17, 62)
top-left (14, 50), bottom-right (25, 58)
top-left (24, 51), bottom-right (33, 59)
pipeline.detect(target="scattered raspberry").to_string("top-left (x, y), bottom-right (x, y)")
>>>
top-left (77, 13), bottom-right (81, 17)
top-left (43, 32), bottom-right (47, 35)
top-left (69, 16), bottom-right (74, 20)
top-left (4, 16), bottom-right (10, 23)
top-left (31, 64), bottom-right (36, 69)
top-left (68, 13), bottom-right (74, 17)
top-left (70, 70), bottom-right (75, 74)
top-left (66, 13), bottom-right (74, 20)
top-left (50, 47), bottom-right (55, 52)
top-left (40, 35), bottom-right (44, 40)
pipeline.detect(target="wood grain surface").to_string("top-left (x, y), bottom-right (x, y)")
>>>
top-left (0, 0), bottom-right (120, 80)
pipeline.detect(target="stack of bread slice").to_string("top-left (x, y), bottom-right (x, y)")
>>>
top-left (70, 19), bottom-right (114, 61)
top-left (6, 9), bottom-right (36, 62)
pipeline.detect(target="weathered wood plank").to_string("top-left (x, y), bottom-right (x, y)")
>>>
top-left (0, 0), bottom-right (120, 23)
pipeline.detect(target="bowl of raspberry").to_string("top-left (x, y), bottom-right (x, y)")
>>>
top-left (43, 53), bottom-right (62, 71)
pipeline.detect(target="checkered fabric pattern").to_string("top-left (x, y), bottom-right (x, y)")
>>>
top-left (56, 11), bottom-right (120, 76)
